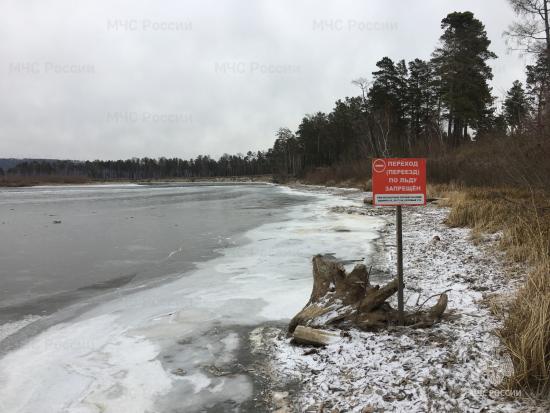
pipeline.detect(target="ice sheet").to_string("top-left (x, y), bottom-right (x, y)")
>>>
top-left (0, 186), bottom-right (384, 412)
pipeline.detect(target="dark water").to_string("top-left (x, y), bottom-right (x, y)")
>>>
top-left (0, 183), bottom-right (307, 323)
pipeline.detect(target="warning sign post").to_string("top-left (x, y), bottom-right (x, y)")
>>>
top-left (371, 158), bottom-right (427, 324)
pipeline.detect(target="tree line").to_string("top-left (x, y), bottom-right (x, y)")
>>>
top-left (4, 5), bottom-right (549, 181)
top-left (4, 153), bottom-right (274, 180)
top-left (270, 7), bottom-right (549, 176)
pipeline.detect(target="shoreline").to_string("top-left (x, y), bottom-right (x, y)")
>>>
top-left (0, 183), bottom-right (304, 363)
top-left (1, 183), bottom-right (544, 411)
top-left (0, 183), bottom-right (295, 362)
top-left (254, 195), bottom-right (546, 412)
top-left (0, 185), bottom-right (383, 412)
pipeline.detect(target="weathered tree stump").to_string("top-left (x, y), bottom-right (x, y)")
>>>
top-left (288, 255), bottom-right (448, 338)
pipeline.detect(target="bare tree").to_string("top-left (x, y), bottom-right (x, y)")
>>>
top-left (505, 1), bottom-right (549, 64)
top-left (351, 77), bottom-right (370, 107)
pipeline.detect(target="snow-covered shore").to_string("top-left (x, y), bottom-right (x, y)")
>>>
top-left (254, 199), bottom-right (546, 412)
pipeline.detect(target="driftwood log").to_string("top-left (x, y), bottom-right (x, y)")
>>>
top-left (292, 326), bottom-right (341, 346)
top-left (289, 255), bottom-right (448, 342)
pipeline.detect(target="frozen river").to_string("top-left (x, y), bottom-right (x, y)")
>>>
top-left (0, 183), bottom-right (383, 412)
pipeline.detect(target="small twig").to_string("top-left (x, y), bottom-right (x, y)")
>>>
top-left (416, 289), bottom-right (451, 312)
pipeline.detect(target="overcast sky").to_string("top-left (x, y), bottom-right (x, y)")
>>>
top-left (0, 0), bottom-right (530, 160)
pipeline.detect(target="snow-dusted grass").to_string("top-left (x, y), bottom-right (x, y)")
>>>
top-left (261, 203), bottom-right (546, 412)
top-left (438, 186), bottom-right (550, 397)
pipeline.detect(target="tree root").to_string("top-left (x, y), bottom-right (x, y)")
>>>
top-left (288, 255), bottom-right (448, 340)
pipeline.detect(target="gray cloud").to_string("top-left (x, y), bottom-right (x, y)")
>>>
top-left (0, 0), bottom-right (528, 160)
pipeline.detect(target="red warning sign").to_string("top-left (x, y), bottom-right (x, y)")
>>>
top-left (372, 158), bottom-right (427, 206)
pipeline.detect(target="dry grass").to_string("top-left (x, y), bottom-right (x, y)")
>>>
top-left (0, 175), bottom-right (92, 187)
top-left (301, 161), bottom-right (372, 190)
top-left (502, 262), bottom-right (550, 396)
top-left (428, 133), bottom-right (550, 189)
top-left (436, 185), bottom-right (550, 398)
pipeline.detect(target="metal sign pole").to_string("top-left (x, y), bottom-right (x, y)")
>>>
top-left (396, 205), bottom-right (404, 325)
top-left (372, 158), bottom-right (426, 326)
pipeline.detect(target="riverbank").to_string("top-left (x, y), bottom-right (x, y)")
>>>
top-left (252, 188), bottom-right (547, 412)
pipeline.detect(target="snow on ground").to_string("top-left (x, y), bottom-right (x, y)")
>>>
top-left (258, 201), bottom-right (546, 412)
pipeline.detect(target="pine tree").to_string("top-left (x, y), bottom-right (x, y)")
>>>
top-left (526, 52), bottom-right (550, 132)
top-left (432, 11), bottom-right (497, 146)
top-left (504, 80), bottom-right (532, 133)
top-left (296, 113), bottom-right (330, 167)
top-left (367, 57), bottom-right (409, 154)
top-left (407, 59), bottom-right (439, 144)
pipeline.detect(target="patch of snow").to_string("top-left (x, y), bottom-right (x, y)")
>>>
top-left (264, 202), bottom-right (542, 412)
